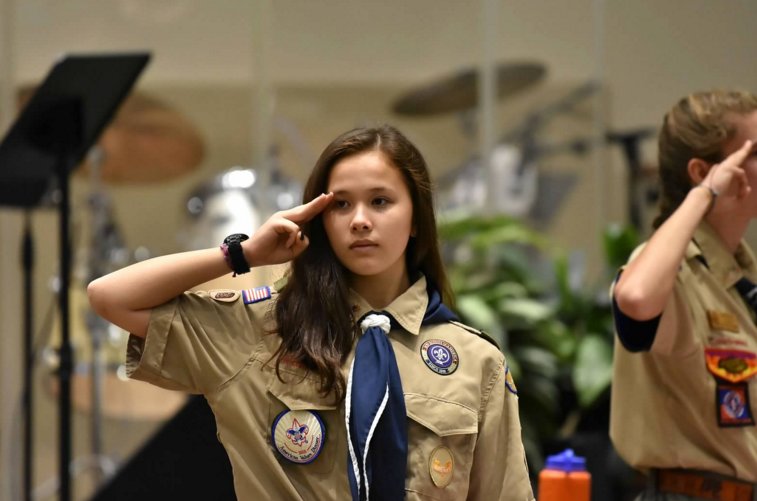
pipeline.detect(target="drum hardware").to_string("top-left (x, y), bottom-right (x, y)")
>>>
top-left (182, 155), bottom-right (303, 252)
top-left (438, 81), bottom-right (600, 222)
top-left (391, 61), bottom-right (546, 117)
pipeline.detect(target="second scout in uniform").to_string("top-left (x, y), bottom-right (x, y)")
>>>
top-left (88, 125), bottom-right (535, 500)
top-left (612, 90), bottom-right (757, 500)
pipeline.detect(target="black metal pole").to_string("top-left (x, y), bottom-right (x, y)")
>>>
top-left (22, 211), bottom-right (34, 501)
top-left (57, 150), bottom-right (73, 501)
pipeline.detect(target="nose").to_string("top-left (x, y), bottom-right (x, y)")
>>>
top-left (350, 205), bottom-right (372, 232)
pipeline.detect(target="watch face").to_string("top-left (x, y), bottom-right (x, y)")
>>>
top-left (224, 233), bottom-right (249, 245)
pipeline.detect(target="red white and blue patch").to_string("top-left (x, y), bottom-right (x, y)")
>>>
top-left (271, 410), bottom-right (326, 464)
top-left (716, 381), bottom-right (754, 427)
top-left (420, 339), bottom-right (459, 375)
top-left (242, 286), bottom-right (272, 305)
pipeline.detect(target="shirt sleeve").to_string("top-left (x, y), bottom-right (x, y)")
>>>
top-left (126, 290), bottom-right (269, 394)
top-left (467, 359), bottom-right (535, 501)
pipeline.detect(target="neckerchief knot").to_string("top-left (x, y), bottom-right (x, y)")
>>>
top-left (360, 313), bottom-right (391, 335)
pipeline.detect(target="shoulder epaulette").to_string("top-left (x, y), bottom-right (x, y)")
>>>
top-left (448, 320), bottom-right (500, 350)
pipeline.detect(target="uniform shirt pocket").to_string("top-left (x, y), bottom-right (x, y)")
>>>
top-left (266, 368), bottom-right (342, 475)
top-left (404, 392), bottom-right (479, 500)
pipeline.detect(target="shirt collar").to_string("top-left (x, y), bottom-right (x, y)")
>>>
top-left (691, 221), bottom-right (757, 287)
top-left (349, 275), bottom-right (428, 336)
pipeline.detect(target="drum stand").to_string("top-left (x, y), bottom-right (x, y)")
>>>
top-left (81, 147), bottom-right (123, 486)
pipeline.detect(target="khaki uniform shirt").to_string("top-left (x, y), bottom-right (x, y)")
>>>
top-left (611, 223), bottom-right (757, 481)
top-left (127, 276), bottom-right (534, 500)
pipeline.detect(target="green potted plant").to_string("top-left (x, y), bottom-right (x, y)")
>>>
top-left (439, 214), bottom-right (638, 473)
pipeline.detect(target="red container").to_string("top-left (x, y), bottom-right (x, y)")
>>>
top-left (537, 449), bottom-right (591, 501)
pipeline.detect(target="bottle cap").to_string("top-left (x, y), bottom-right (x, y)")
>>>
top-left (544, 448), bottom-right (587, 472)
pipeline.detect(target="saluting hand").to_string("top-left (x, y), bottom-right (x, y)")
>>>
top-left (246, 193), bottom-right (334, 266)
top-left (703, 139), bottom-right (753, 204)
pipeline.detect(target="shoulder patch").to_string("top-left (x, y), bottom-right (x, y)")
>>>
top-left (448, 320), bottom-right (500, 349)
top-left (242, 286), bottom-right (272, 305)
top-left (209, 289), bottom-right (240, 302)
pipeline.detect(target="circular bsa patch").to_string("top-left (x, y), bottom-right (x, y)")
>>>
top-left (271, 410), bottom-right (326, 464)
top-left (421, 339), bottom-right (459, 375)
top-left (429, 446), bottom-right (454, 488)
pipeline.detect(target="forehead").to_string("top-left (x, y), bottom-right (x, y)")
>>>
top-left (723, 110), bottom-right (757, 154)
top-left (327, 150), bottom-right (407, 190)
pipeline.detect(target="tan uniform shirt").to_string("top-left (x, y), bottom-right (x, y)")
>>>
top-left (127, 276), bottom-right (534, 500)
top-left (611, 223), bottom-right (757, 481)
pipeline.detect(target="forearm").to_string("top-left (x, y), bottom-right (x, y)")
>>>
top-left (614, 186), bottom-right (711, 319)
top-left (87, 247), bottom-right (230, 336)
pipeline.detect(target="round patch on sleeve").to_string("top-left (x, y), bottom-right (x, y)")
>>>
top-left (428, 446), bottom-right (454, 488)
top-left (209, 289), bottom-right (240, 302)
top-left (420, 339), bottom-right (459, 375)
top-left (271, 410), bottom-right (326, 464)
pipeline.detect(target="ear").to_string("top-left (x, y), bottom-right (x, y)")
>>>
top-left (687, 158), bottom-right (712, 185)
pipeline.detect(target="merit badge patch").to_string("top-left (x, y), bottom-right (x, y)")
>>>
top-left (421, 339), bottom-right (459, 375)
top-left (429, 446), bottom-right (454, 488)
top-left (209, 289), bottom-right (239, 302)
top-left (704, 348), bottom-right (757, 383)
top-left (271, 410), bottom-right (326, 464)
top-left (505, 365), bottom-right (518, 395)
top-left (715, 382), bottom-right (754, 427)
top-left (242, 286), bottom-right (272, 305)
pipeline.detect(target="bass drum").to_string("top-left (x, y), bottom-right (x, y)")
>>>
top-left (180, 167), bottom-right (303, 290)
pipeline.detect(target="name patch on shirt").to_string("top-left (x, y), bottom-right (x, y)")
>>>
top-left (706, 310), bottom-right (740, 332)
top-left (271, 410), bottom-right (326, 464)
top-left (242, 286), bottom-right (272, 305)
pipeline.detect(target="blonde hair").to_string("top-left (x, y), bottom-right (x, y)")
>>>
top-left (653, 90), bottom-right (757, 228)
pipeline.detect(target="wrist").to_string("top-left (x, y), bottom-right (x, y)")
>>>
top-left (221, 233), bottom-right (251, 276)
top-left (694, 184), bottom-right (718, 214)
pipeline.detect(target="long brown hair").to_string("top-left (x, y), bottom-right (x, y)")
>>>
top-left (653, 89), bottom-right (757, 228)
top-left (273, 124), bottom-right (453, 401)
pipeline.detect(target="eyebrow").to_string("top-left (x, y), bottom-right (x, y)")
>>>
top-left (330, 186), bottom-right (395, 196)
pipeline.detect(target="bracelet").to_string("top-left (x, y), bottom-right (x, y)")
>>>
top-left (697, 184), bottom-right (718, 214)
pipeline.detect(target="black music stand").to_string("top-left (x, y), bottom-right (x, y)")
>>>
top-left (0, 52), bottom-right (150, 501)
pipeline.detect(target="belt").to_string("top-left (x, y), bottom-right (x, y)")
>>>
top-left (655, 469), bottom-right (757, 501)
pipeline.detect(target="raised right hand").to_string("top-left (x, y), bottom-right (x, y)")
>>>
top-left (245, 192), bottom-right (334, 266)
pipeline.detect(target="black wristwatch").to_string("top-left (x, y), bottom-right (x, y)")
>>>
top-left (221, 233), bottom-right (251, 276)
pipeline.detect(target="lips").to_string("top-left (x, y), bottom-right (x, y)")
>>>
top-left (349, 240), bottom-right (377, 250)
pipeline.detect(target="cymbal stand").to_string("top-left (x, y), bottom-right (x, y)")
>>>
top-left (82, 146), bottom-right (121, 486)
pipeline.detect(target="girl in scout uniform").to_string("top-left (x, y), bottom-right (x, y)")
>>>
top-left (88, 124), bottom-right (534, 500)
top-left (612, 90), bottom-right (757, 500)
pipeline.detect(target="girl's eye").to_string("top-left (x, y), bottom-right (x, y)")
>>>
top-left (334, 200), bottom-right (349, 209)
top-left (372, 197), bottom-right (389, 207)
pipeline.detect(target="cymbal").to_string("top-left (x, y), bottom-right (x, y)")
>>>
top-left (17, 86), bottom-right (205, 184)
top-left (392, 62), bottom-right (546, 116)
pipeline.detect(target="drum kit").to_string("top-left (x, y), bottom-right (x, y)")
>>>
top-left (391, 61), bottom-right (602, 224)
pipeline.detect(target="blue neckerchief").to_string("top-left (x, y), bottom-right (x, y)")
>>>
top-left (346, 286), bottom-right (456, 501)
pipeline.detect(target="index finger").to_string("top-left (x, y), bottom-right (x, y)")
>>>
top-left (282, 192), bottom-right (334, 224)
top-left (722, 139), bottom-right (753, 167)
